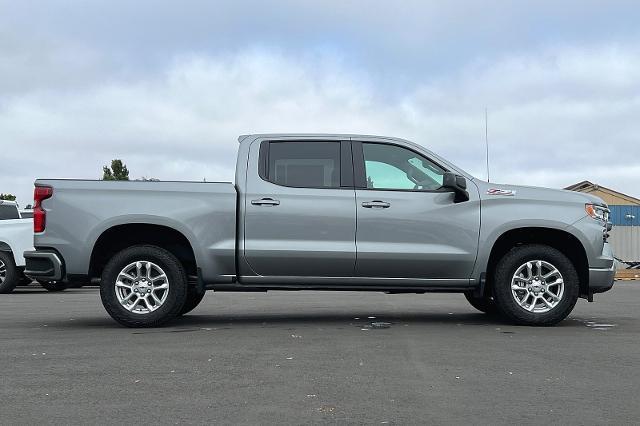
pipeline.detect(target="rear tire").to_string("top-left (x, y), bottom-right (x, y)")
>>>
top-left (100, 245), bottom-right (188, 328)
top-left (464, 292), bottom-right (498, 315)
top-left (0, 252), bottom-right (19, 294)
top-left (493, 244), bottom-right (579, 326)
top-left (178, 288), bottom-right (206, 316)
top-left (38, 280), bottom-right (68, 292)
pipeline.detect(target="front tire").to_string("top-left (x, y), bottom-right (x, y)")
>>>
top-left (178, 287), bottom-right (206, 316)
top-left (493, 244), bottom-right (579, 326)
top-left (100, 245), bottom-right (188, 328)
top-left (0, 252), bottom-right (19, 294)
top-left (464, 291), bottom-right (498, 315)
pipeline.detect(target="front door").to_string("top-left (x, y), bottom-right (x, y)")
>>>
top-left (353, 141), bottom-right (480, 280)
top-left (243, 139), bottom-right (356, 278)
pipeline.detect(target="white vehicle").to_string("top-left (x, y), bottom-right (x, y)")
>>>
top-left (0, 200), bottom-right (66, 292)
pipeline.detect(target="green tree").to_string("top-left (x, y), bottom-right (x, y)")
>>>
top-left (0, 193), bottom-right (17, 201)
top-left (102, 159), bottom-right (130, 181)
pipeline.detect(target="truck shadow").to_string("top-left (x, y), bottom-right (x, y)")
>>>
top-left (165, 311), bottom-right (584, 329)
top-left (67, 312), bottom-right (508, 329)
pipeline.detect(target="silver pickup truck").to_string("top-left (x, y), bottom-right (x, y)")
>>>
top-left (24, 134), bottom-right (615, 327)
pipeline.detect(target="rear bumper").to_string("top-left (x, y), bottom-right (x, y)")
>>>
top-left (23, 250), bottom-right (64, 281)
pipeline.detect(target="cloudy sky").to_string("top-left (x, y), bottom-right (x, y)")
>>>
top-left (2, 0), bottom-right (640, 206)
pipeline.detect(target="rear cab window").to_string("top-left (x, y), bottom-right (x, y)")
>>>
top-left (0, 204), bottom-right (20, 220)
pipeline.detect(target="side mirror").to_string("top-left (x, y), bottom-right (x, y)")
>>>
top-left (442, 172), bottom-right (469, 203)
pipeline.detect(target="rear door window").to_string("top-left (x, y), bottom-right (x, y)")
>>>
top-left (266, 141), bottom-right (341, 188)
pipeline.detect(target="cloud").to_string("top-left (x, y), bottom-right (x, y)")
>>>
top-left (2, 44), bottom-right (640, 206)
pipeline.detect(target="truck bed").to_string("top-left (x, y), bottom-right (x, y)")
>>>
top-left (34, 179), bottom-right (237, 283)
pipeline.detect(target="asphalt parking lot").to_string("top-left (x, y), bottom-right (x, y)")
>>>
top-left (1, 282), bottom-right (639, 425)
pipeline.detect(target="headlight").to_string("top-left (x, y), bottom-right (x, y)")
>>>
top-left (585, 203), bottom-right (609, 223)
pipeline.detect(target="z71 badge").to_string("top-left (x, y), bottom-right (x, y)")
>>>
top-left (487, 188), bottom-right (516, 196)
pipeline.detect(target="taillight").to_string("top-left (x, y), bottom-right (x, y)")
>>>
top-left (33, 186), bottom-right (53, 233)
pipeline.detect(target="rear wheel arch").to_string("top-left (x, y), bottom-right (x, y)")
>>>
top-left (89, 224), bottom-right (198, 280)
top-left (0, 241), bottom-right (13, 254)
top-left (485, 227), bottom-right (589, 297)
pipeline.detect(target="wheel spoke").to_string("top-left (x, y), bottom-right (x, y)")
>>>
top-left (154, 283), bottom-right (169, 290)
top-left (512, 284), bottom-right (526, 291)
top-left (526, 262), bottom-right (533, 279)
top-left (120, 272), bottom-right (136, 282)
top-left (135, 262), bottom-right (143, 278)
top-left (536, 261), bottom-right (543, 279)
top-left (547, 278), bottom-right (563, 287)
top-left (545, 290), bottom-right (560, 302)
top-left (151, 274), bottom-right (167, 284)
top-left (116, 281), bottom-right (132, 289)
top-left (126, 296), bottom-right (140, 311)
top-left (152, 293), bottom-right (162, 304)
top-left (528, 296), bottom-right (538, 311)
top-left (142, 297), bottom-right (154, 311)
top-left (539, 297), bottom-right (552, 308)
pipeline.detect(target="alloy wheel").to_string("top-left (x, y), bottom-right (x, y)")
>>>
top-left (510, 260), bottom-right (564, 313)
top-left (115, 261), bottom-right (169, 314)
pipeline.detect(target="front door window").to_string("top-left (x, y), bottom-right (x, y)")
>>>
top-left (362, 143), bottom-right (445, 191)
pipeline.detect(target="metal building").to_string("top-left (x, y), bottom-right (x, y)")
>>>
top-left (566, 181), bottom-right (639, 266)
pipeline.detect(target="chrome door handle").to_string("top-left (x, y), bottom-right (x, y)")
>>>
top-left (362, 200), bottom-right (390, 208)
top-left (251, 198), bottom-right (280, 206)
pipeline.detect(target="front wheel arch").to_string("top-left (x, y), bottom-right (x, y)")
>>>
top-left (483, 227), bottom-right (589, 298)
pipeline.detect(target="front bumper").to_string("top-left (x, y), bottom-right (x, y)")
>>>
top-left (588, 242), bottom-right (615, 295)
top-left (23, 250), bottom-right (64, 281)
top-left (589, 264), bottom-right (615, 294)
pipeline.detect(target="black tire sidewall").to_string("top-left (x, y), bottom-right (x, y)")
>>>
top-left (100, 245), bottom-right (187, 327)
top-left (0, 251), bottom-right (19, 294)
top-left (464, 292), bottom-right (498, 315)
top-left (38, 280), bottom-right (68, 292)
top-left (178, 288), bottom-right (206, 316)
top-left (493, 244), bottom-right (579, 326)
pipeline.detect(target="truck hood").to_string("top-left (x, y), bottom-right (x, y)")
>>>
top-left (474, 180), bottom-right (606, 206)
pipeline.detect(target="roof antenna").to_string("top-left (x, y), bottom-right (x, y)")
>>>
top-left (485, 107), bottom-right (490, 182)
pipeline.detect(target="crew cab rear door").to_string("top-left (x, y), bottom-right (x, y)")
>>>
top-left (242, 138), bottom-right (356, 278)
top-left (352, 140), bottom-right (480, 282)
